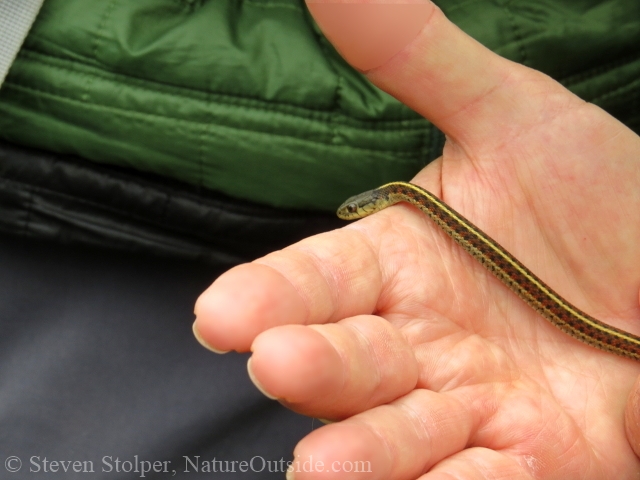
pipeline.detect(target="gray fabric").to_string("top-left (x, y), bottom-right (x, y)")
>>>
top-left (0, 0), bottom-right (44, 87)
top-left (0, 233), bottom-right (314, 479)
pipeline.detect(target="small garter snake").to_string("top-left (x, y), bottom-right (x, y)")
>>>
top-left (337, 181), bottom-right (640, 361)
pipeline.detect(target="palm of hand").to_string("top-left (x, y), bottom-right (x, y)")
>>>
top-left (195, 98), bottom-right (640, 479)
top-left (365, 101), bottom-right (640, 478)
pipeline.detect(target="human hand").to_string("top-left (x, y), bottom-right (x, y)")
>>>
top-left (194, 1), bottom-right (640, 478)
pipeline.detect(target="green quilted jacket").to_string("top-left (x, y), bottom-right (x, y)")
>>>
top-left (1, 0), bottom-right (639, 212)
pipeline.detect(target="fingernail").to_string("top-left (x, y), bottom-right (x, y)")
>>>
top-left (317, 418), bottom-right (334, 424)
top-left (192, 321), bottom-right (230, 354)
top-left (247, 358), bottom-right (278, 400)
top-left (306, 0), bottom-right (433, 71)
top-left (286, 466), bottom-right (295, 480)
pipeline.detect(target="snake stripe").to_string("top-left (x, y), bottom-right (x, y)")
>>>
top-left (337, 181), bottom-right (640, 360)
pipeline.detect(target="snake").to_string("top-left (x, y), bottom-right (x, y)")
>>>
top-left (337, 181), bottom-right (640, 361)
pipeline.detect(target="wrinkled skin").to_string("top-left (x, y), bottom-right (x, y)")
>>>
top-left (194, 2), bottom-right (640, 479)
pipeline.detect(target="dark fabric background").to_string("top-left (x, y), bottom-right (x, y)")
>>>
top-left (0, 233), bottom-right (317, 479)
top-left (0, 141), bottom-right (343, 265)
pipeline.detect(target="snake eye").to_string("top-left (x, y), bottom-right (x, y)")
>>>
top-left (346, 203), bottom-right (357, 214)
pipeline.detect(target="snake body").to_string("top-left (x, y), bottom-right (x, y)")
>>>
top-left (337, 181), bottom-right (640, 361)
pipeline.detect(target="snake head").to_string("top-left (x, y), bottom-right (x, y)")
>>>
top-left (336, 188), bottom-right (383, 220)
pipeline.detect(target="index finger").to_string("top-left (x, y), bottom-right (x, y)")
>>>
top-left (194, 225), bottom-right (383, 352)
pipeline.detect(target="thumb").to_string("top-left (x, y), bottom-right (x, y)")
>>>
top-left (306, 0), bottom-right (579, 150)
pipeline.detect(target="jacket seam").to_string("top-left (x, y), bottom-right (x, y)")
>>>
top-left (86, 0), bottom-right (119, 106)
top-left (560, 51), bottom-right (640, 88)
top-left (0, 175), bottom-right (325, 243)
top-left (301, 5), bottom-right (342, 146)
top-left (243, 0), bottom-right (304, 13)
top-left (590, 78), bottom-right (640, 106)
top-left (3, 82), bottom-right (430, 158)
top-left (505, 4), bottom-right (529, 67)
top-left (14, 49), bottom-right (425, 130)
